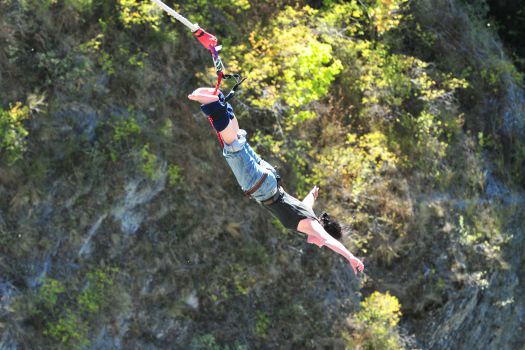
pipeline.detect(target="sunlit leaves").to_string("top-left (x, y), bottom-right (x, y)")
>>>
top-left (347, 291), bottom-right (404, 350)
top-left (358, 291), bottom-right (402, 327)
top-left (282, 40), bottom-right (343, 107)
top-left (0, 103), bottom-right (30, 165)
top-left (311, 131), bottom-right (398, 197)
top-left (229, 6), bottom-right (342, 110)
top-left (369, 0), bottom-right (409, 35)
top-left (117, 0), bottom-right (162, 30)
top-left (320, 2), bottom-right (367, 37)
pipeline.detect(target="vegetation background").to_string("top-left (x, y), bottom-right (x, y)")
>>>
top-left (1, 0), bottom-right (524, 349)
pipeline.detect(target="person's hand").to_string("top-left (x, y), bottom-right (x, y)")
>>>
top-left (349, 256), bottom-right (364, 275)
top-left (188, 87), bottom-right (220, 105)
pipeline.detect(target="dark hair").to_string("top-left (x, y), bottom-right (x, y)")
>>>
top-left (320, 212), bottom-right (342, 240)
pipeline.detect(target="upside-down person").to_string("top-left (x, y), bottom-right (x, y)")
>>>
top-left (188, 88), bottom-right (364, 275)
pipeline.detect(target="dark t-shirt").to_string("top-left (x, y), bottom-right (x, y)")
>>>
top-left (263, 188), bottom-right (318, 230)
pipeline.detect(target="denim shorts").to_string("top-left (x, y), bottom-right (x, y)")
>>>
top-left (223, 129), bottom-right (278, 202)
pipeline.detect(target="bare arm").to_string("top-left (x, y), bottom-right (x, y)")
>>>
top-left (302, 185), bottom-right (319, 208)
top-left (298, 219), bottom-right (364, 275)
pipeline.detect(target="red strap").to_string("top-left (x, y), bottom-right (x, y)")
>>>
top-left (208, 71), bottom-right (225, 149)
top-left (213, 71), bottom-right (224, 95)
top-left (208, 116), bottom-right (224, 149)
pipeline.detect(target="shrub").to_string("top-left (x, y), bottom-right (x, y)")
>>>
top-left (311, 131), bottom-right (398, 199)
top-left (101, 110), bottom-right (143, 162)
top-left (346, 291), bottom-right (404, 350)
top-left (0, 103), bottom-right (30, 165)
top-left (167, 164), bottom-right (184, 187)
top-left (229, 6), bottom-right (342, 110)
top-left (14, 269), bottom-right (123, 349)
top-left (43, 310), bottom-right (89, 349)
top-left (140, 144), bottom-right (161, 180)
top-left (117, 0), bottom-right (162, 30)
top-left (254, 311), bottom-right (271, 337)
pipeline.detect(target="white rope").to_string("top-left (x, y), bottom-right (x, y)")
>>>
top-left (151, 0), bottom-right (199, 32)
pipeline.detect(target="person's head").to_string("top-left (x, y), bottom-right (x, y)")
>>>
top-left (319, 212), bottom-right (342, 240)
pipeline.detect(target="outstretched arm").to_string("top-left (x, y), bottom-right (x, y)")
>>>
top-left (302, 185), bottom-right (319, 208)
top-left (298, 219), bottom-right (364, 275)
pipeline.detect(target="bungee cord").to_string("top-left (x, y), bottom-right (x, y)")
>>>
top-left (151, 0), bottom-right (246, 148)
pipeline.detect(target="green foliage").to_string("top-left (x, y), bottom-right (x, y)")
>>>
top-left (113, 116), bottom-right (141, 144)
top-left (77, 269), bottom-right (116, 313)
top-left (254, 311), bottom-right (271, 337)
top-left (230, 264), bottom-right (256, 296)
top-left (37, 278), bottom-right (65, 311)
top-left (281, 39), bottom-right (342, 108)
top-left (64, 0), bottom-right (94, 12)
top-left (320, 1), bottom-right (367, 36)
top-left (117, 0), bottom-right (162, 30)
top-left (43, 310), bottom-right (89, 349)
top-left (357, 291), bottom-right (402, 327)
top-left (0, 103), bottom-right (30, 165)
top-left (190, 334), bottom-right (247, 350)
top-left (173, 0), bottom-right (254, 29)
top-left (322, 0), bottom-right (409, 36)
top-left (346, 291), bottom-right (404, 350)
top-left (104, 111), bottom-right (142, 162)
top-left (167, 164), bottom-right (184, 187)
top-left (191, 334), bottom-right (223, 350)
top-left (99, 108), bottom-right (183, 185)
top-left (456, 203), bottom-right (507, 250)
top-left (15, 269), bottom-right (122, 349)
top-left (270, 217), bottom-right (287, 234)
top-left (230, 0), bottom-right (250, 12)
top-left (140, 144), bottom-right (161, 180)
top-left (458, 214), bottom-right (481, 245)
top-left (230, 6), bottom-right (342, 110)
top-left (369, 0), bottom-right (409, 35)
top-left (312, 132), bottom-right (398, 198)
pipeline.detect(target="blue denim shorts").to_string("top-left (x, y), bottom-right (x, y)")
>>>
top-left (223, 130), bottom-right (278, 202)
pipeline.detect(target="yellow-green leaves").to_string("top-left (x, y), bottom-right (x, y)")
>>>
top-left (370, 0), bottom-right (409, 35)
top-left (312, 131), bottom-right (398, 197)
top-left (349, 291), bottom-right (404, 350)
top-left (321, 0), bottom-right (408, 36)
top-left (230, 0), bottom-right (251, 12)
top-left (229, 6), bottom-right (342, 110)
top-left (354, 41), bottom-right (413, 107)
top-left (0, 102), bottom-right (31, 165)
top-left (358, 291), bottom-right (402, 327)
top-left (282, 40), bottom-right (343, 107)
top-left (117, 0), bottom-right (162, 30)
top-left (320, 2), bottom-right (367, 37)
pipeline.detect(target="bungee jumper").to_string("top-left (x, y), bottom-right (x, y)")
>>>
top-left (152, 0), bottom-right (364, 274)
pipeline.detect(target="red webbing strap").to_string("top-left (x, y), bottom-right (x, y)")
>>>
top-left (208, 116), bottom-right (224, 149)
top-left (213, 71), bottom-right (224, 95)
top-left (206, 71), bottom-right (225, 149)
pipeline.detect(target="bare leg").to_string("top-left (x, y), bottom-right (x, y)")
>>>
top-left (188, 88), bottom-right (241, 145)
top-left (302, 186), bottom-right (319, 208)
top-left (218, 116), bottom-right (239, 145)
top-left (230, 115), bottom-right (240, 134)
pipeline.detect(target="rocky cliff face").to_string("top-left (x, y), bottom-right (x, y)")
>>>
top-left (1, 0), bottom-right (524, 349)
top-left (403, 1), bottom-right (525, 348)
top-left (414, 169), bottom-right (525, 350)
